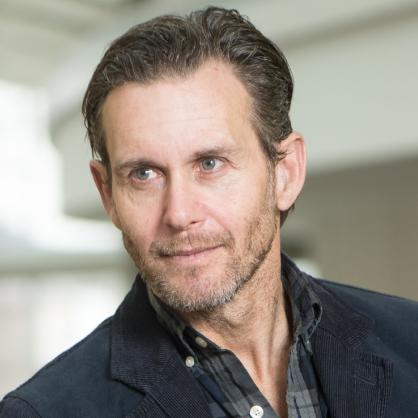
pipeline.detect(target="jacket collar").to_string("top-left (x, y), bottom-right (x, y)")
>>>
top-left (282, 251), bottom-right (375, 347)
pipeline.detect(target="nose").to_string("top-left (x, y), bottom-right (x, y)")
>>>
top-left (162, 175), bottom-right (205, 231)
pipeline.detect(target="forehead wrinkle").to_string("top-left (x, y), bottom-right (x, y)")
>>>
top-left (114, 115), bottom-right (242, 134)
top-left (106, 87), bottom-right (250, 131)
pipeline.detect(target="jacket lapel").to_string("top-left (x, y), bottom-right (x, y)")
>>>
top-left (310, 279), bottom-right (393, 418)
top-left (126, 355), bottom-right (213, 418)
top-left (110, 276), bottom-right (212, 418)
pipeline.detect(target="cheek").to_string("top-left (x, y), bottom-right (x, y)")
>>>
top-left (201, 179), bottom-right (264, 233)
top-left (113, 188), bottom-right (163, 244)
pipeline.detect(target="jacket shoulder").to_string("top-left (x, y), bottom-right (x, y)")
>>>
top-left (317, 279), bottom-right (418, 321)
top-left (314, 278), bottom-right (418, 365)
top-left (2, 317), bottom-right (144, 418)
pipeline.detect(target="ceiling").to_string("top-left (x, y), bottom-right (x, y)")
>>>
top-left (2, 0), bottom-right (417, 90)
top-left (0, 0), bottom-right (143, 86)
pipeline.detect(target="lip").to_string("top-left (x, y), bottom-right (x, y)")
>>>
top-left (162, 245), bottom-right (222, 264)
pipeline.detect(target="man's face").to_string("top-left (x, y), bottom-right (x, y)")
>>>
top-left (101, 62), bottom-right (282, 312)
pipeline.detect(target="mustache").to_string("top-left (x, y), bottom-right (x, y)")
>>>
top-left (150, 231), bottom-right (235, 257)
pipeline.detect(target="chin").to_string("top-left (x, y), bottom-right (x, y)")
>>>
top-left (146, 269), bottom-right (245, 312)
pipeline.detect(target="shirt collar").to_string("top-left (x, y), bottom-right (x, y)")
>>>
top-left (281, 252), bottom-right (322, 342)
top-left (147, 285), bottom-right (191, 347)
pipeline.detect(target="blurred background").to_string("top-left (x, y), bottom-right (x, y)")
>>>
top-left (1, 0), bottom-right (417, 397)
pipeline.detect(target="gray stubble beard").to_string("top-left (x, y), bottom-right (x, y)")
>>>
top-left (122, 173), bottom-right (279, 313)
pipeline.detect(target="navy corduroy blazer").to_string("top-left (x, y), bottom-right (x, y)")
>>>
top-left (1, 262), bottom-right (418, 417)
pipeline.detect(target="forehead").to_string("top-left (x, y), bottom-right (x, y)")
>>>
top-left (101, 62), bottom-right (257, 164)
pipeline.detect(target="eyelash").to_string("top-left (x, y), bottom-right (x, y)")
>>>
top-left (131, 167), bottom-right (159, 181)
top-left (198, 157), bottom-right (224, 171)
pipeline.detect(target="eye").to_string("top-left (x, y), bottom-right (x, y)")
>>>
top-left (201, 158), bottom-right (222, 171)
top-left (135, 168), bottom-right (157, 180)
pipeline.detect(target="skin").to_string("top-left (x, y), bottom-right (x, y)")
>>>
top-left (90, 62), bottom-right (306, 417)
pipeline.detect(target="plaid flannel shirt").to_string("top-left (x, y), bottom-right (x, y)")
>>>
top-left (148, 255), bottom-right (327, 418)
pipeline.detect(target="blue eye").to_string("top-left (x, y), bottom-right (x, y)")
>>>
top-left (201, 158), bottom-right (220, 170)
top-left (136, 169), bottom-right (155, 180)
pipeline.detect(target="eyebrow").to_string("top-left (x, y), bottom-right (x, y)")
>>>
top-left (191, 144), bottom-right (242, 160)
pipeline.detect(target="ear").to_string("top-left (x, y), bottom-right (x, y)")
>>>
top-left (274, 132), bottom-right (307, 211)
top-left (89, 159), bottom-right (122, 230)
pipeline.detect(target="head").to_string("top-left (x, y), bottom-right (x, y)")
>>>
top-left (84, 7), bottom-right (306, 313)
top-left (82, 6), bottom-right (295, 226)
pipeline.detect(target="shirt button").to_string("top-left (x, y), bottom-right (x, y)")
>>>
top-left (250, 405), bottom-right (264, 418)
top-left (195, 336), bottom-right (208, 348)
top-left (185, 356), bottom-right (195, 367)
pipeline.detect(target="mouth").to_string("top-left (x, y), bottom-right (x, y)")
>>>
top-left (161, 245), bottom-right (222, 264)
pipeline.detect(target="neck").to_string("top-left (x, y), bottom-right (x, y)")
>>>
top-left (178, 238), bottom-right (292, 416)
top-left (180, 236), bottom-right (290, 346)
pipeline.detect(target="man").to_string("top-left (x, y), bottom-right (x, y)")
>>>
top-left (1, 7), bottom-right (417, 418)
